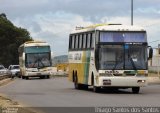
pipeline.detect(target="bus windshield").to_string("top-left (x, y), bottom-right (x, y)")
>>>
top-left (98, 45), bottom-right (147, 70)
top-left (25, 53), bottom-right (51, 68)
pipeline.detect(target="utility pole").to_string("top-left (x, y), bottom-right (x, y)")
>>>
top-left (131, 0), bottom-right (133, 25)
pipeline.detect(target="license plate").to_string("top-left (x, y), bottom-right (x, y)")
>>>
top-left (103, 80), bottom-right (111, 85)
top-left (37, 73), bottom-right (41, 75)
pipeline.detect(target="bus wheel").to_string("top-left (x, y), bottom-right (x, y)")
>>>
top-left (92, 78), bottom-right (100, 93)
top-left (74, 75), bottom-right (81, 89)
top-left (40, 76), bottom-right (44, 79)
top-left (22, 76), bottom-right (25, 79)
top-left (46, 75), bottom-right (50, 79)
top-left (132, 87), bottom-right (140, 94)
top-left (82, 85), bottom-right (88, 90)
top-left (25, 76), bottom-right (29, 80)
top-left (93, 86), bottom-right (101, 93)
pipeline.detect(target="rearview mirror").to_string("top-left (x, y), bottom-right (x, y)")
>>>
top-left (148, 46), bottom-right (153, 60)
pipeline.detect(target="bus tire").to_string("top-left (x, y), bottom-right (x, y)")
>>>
top-left (92, 76), bottom-right (101, 93)
top-left (93, 86), bottom-right (101, 93)
top-left (132, 87), bottom-right (140, 94)
top-left (47, 75), bottom-right (50, 79)
top-left (40, 76), bottom-right (44, 79)
top-left (74, 75), bottom-right (81, 90)
top-left (22, 76), bottom-right (25, 79)
top-left (82, 85), bottom-right (88, 90)
top-left (25, 76), bottom-right (29, 80)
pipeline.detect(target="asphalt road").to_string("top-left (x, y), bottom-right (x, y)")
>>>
top-left (0, 77), bottom-right (160, 113)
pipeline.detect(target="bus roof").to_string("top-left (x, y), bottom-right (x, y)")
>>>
top-left (71, 24), bottom-right (146, 34)
top-left (19, 40), bottom-right (49, 47)
top-left (24, 41), bottom-right (46, 44)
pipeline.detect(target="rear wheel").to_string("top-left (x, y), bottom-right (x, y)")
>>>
top-left (93, 86), bottom-right (101, 93)
top-left (22, 76), bottom-right (25, 79)
top-left (25, 76), bottom-right (29, 80)
top-left (74, 75), bottom-right (82, 89)
top-left (82, 84), bottom-right (88, 90)
top-left (132, 87), bottom-right (140, 94)
top-left (46, 75), bottom-right (50, 79)
top-left (40, 76), bottom-right (44, 79)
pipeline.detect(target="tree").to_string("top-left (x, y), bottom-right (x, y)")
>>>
top-left (0, 13), bottom-right (33, 67)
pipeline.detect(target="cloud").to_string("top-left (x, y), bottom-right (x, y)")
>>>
top-left (13, 12), bottom-right (92, 55)
top-left (1, 0), bottom-right (160, 55)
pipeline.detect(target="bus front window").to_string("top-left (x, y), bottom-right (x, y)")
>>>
top-left (98, 45), bottom-right (147, 70)
top-left (124, 45), bottom-right (147, 70)
top-left (25, 53), bottom-right (51, 68)
top-left (99, 45), bottom-right (124, 70)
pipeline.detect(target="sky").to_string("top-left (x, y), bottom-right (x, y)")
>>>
top-left (0, 0), bottom-right (160, 56)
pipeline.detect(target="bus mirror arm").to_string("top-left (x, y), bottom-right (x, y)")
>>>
top-left (148, 46), bottom-right (153, 60)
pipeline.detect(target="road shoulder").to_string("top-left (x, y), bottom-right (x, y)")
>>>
top-left (0, 78), bottom-right (40, 113)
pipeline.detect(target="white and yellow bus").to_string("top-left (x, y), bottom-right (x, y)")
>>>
top-left (68, 24), bottom-right (152, 93)
top-left (18, 41), bottom-right (52, 79)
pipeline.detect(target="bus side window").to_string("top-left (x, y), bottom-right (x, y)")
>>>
top-left (90, 33), bottom-right (92, 48)
top-left (91, 33), bottom-right (95, 48)
top-left (83, 34), bottom-right (86, 49)
top-left (95, 31), bottom-right (99, 44)
top-left (86, 34), bottom-right (88, 48)
top-left (77, 35), bottom-right (80, 49)
top-left (72, 35), bottom-right (75, 49)
top-left (79, 34), bottom-right (83, 49)
top-left (69, 35), bottom-right (72, 49)
top-left (87, 33), bottom-right (91, 48)
top-left (75, 35), bottom-right (79, 49)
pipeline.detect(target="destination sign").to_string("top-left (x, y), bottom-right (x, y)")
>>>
top-left (100, 32), bottom-right (147, 43)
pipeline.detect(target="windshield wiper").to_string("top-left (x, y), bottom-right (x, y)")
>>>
top-left (112, 61), bottom-right (119, 71)
top-left (130, 57), bottom-right (137, 70)
top-left (129, 55), bottom-right (137, 70)
top-left (32, 58), bottom-right (45, 68)
top-left (112, 61), bottom-right (123, 71)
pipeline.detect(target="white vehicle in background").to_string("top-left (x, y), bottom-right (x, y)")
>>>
top-left (0, 65), bottom-right (8, 76)
top-left (8, 65), bottom-right (20, 77)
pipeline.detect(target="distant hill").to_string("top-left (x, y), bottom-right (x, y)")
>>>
top-left (52, 55), bottom-right (68, 66)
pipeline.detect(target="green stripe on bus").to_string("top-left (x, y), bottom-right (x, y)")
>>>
top-left (84, 51), bottom-right (91, 84)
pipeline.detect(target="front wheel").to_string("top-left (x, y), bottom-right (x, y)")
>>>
top-left (132, 87), bottom-right (140, 94)
top-left (92, 78), bottom-right (101, 93)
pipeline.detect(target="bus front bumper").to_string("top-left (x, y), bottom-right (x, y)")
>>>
top-left (25, 72), bottom-right (50, 76)
top-left (96, 76), bottom-right (147, 87)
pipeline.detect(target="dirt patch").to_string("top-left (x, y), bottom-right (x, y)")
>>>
top-left (0, 79), bottom-right (41, 113)
top-left (0, 78), bottom-right (13, 86)
top-left (0, 95), bottom-right (39, 113)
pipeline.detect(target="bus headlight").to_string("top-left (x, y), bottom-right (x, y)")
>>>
top-left (137, 80), bottom-right (146, 83)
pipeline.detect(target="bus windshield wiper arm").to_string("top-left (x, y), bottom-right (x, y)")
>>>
top-left (112, 61), bottom-right (119, 71)
top-left (129, 56), bottom-right (137, 70)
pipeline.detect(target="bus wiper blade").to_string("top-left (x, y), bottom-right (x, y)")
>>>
top-left (112, 62), bottom-right (119, 71)
top-left (37, 67), bottom-right (44, 69)
top-left (112, 61), bottom-right (123, 71)
top-left (130, 57), bottom-right (137, 70)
